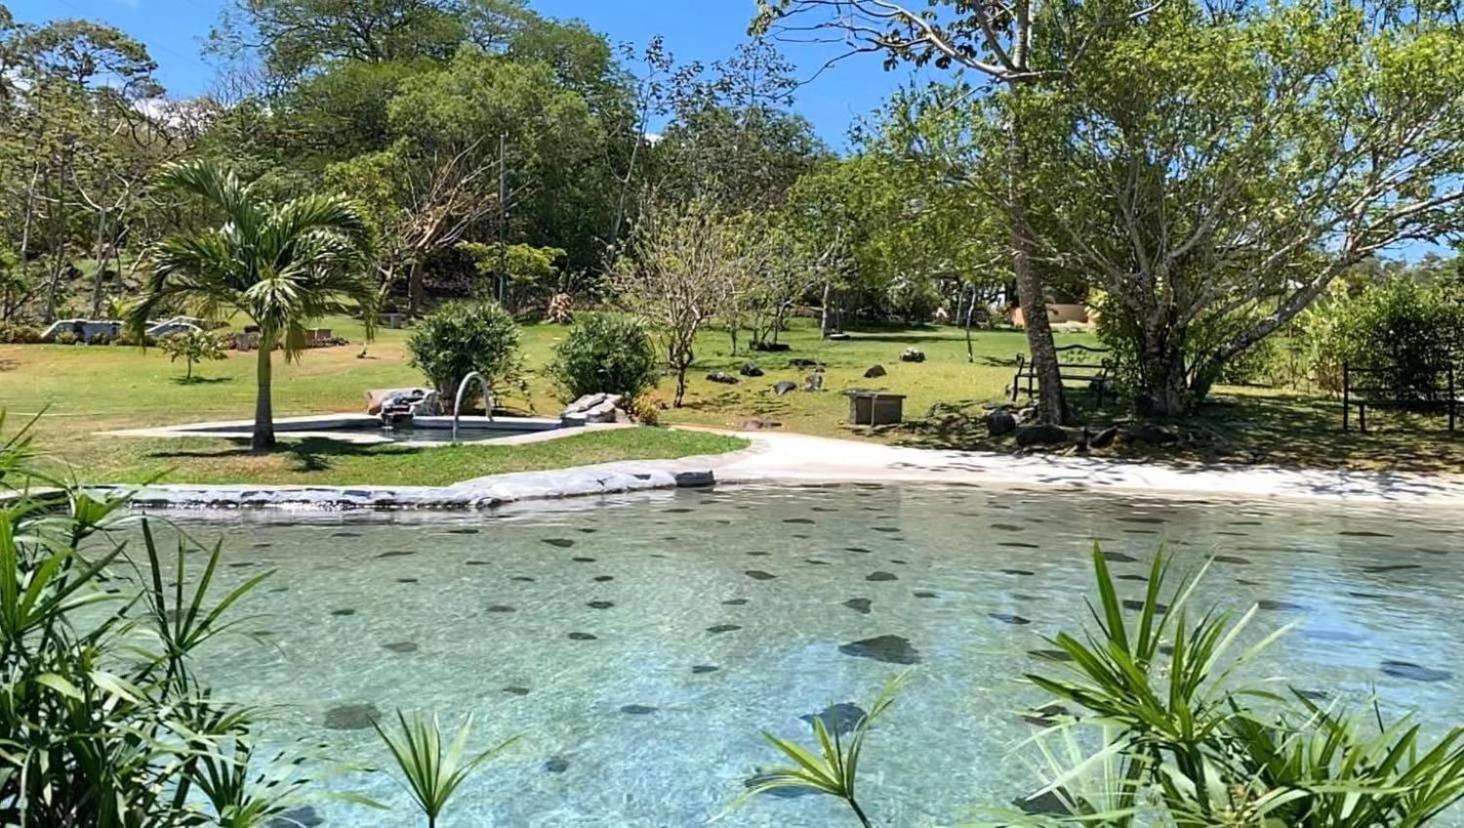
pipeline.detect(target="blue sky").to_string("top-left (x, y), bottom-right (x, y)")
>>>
top-left (10, 0), bottom-right (926, 149)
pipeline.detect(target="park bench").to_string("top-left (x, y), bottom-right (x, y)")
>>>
top-left (1342, 362), bottom-right (1458, 433)
top-left (1011, 344), bottom-right (1114, 406)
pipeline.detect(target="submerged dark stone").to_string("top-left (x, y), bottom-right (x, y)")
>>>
top-left (1381, 661), bottom-right (1452, 682)
top-left (999, 542), bottom-right (1041, 549)
top-left (503, 686), bottom-right (531, 696)
top-left (843, 598), bottom-right (872, 614)
top-left (544, 757), bottom-right (570, 773)
top-left (1116, 574), bottom-right (1148, 582)
top-left (593, 575), bottom-right (614, 582)
top-left (865, 571), bottom-right (898, 581)
top-left (1121, 599), bottom-right (1167, 612)
top-left (269, 806), bottom-right (324, 827)
top-left (486, 605), bottom-right (516, 613)
top-left (377, 550), bottom-right (414, 559)
top-left (227, 561), bottom-right (255, 568)
top-left (692, 665), bottom-right (720, 674)
top-left (744, 570), bottom-right (777, 580)
top-left (846, 546), bottom-right (873, 554)
top-left (620, 704), bottom-right (656, 715)
top-left (1257, 599), bottom-right (1308, 612)
top-left (447, 528), bottom-right (479, 535)
top-left (783, 517), bottom-right (815, 525)
top-left (1213, 555), bottom-right (1252, 565)
top-left (1117, 516), bottom-right (1166, 525)
top-left (838, 634), bottom-right (921, 664)
top-left (746, 551), bottom-right (770, 557)
top-left (571, 557), bottom-right (596, 563)
top-left (465, 560), bottom-right (491, 566)
top-left (397, 577), bottom-right (418, 584)
top-left (988, 613), bottom-right (1031, 625)
top-left (707, 624), bottom-right (742, 634)
top-left (587, 600), bottom-right (615, 610)
top-left (1021, 702), bottom-right (1073, 728)
top-left (913, 591), bottom-right (938, 599)
top-left (383, 641), bottom-right (419, 654)
top-left (323, 703), bottom-right (379, 731)
top-left (1340, 530), bottom-right (1393, 538)
top-left (991, 523), bottom-right (1024, 532)
top-left (1029, 649), bottom-right (1074, 663)
top-left (1296, 689), bottom-right (1330, 701)
top-left (543, 538), bottom-right (576, 548)
top-left (331, 531), bottom-right (362, 538)
top-left (872, 527), bottom-right (899, 533)
top-left (805, 558), bottom-right (830, 565)
top-left (1363, 564), bottom-right (1421, 574)
top-left (568, 632), bottom-right (598, 641)
top-left (511, 576), bottom-right (535, 582)
top-left (330, 609), bottom-right (356, 617)
top-left (1000, 568), bottom-right (1035, 576)
top-left (579, 527), bottom-right (598, 534)
top-left (1103, 551), bottom-right (1139, 563)
top-left (722, 598), bottom-right (749, 606)
top-left (800, 702), bottom-right (868, 736)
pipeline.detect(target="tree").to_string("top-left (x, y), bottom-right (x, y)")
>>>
top-left (611, 198), bottom-right (737, 407)
top-left (753, 0), bottom-right (1158, 423)
top-left (1021, 0), bottom-right (1464, 414)
top-left (128, 161), bottom-right (375, 450)
top-left (160, 328), bottom-right (228, 382)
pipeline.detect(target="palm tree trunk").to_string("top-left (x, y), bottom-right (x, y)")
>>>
top-left (253, 336), bottom-right (276, 451)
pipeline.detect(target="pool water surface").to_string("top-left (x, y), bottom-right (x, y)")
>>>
top-left (114, 485), bottom-right (1464, 826)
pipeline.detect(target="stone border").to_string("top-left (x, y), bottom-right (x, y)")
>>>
top-left (104, 414), bottom-right (604, 447)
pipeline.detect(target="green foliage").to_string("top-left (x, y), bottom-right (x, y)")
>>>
top-left (0, 322), bottom-right (42, 344)
top-left (548, 313), bottom-right (659, 401)
top-left (159, 329), bottom-right (228, 381)
top-left (407, 300), bottom-right (523, 404)
top-left (0, 414), bottom-right (298, 826)
top-left (738, 672), bottom-right (909, 828)
top-left (370, 711), bottom-right (518, 828)
top-left (457, 241), bottom-right (568, 311)
top-left (1299, 276), bottom-right (1464, 395)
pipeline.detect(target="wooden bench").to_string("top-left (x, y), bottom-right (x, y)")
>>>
top-left (1011, 344), bottom-right (1114, 406)
top-left (1343, 363), bottom-right (1458, 433)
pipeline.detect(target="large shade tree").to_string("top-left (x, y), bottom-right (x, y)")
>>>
top-left (128, 161), bottom-right (376, 450)
top-left (1021, 0), bottom-right (1464, 415)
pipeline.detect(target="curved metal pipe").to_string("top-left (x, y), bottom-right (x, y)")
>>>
top-left (451, 371), bottom-right (494, 444)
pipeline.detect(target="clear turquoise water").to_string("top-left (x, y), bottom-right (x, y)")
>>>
top-left (118, 485), bottom-right (1464, 826)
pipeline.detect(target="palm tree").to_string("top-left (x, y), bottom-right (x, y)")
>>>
top-left (129, 161), bottom-right (376, 450)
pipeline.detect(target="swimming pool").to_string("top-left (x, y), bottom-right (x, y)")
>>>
top-left (116, 485), bottom-right (1464, 826)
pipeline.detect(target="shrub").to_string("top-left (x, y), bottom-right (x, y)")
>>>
top-left (407, 300), bottom-right (523, 406)
top-left (0, 323), bottom-right (42, 344)
top-left (630, 394), bottom-right (661, 425)
top-left (548, 314), bottom-right (660, 401)
top-left (1300, 277), bottom-right (1464, 394)
top-left (53, 330), bottom-right (79, 345)
top-left (160, 329), bottom-right (229, 381)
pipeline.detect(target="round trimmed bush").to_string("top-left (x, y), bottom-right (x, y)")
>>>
top-left (407, 301), bottom-right (522, 405)
top-left (549, 314), bottom-right (660, 401)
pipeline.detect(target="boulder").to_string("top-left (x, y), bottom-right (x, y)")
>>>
top-left (863, 364), bottom-right (887, 379)
top-left (739, 362), bottom-right (764, 377)
top-left (772, 381), bottom-right (798, 396)
top-left (802, 371), bottom-right (824, 392)
top-left (563, 393), bottom-right (609, 415)
top-left (789, 358), bottom-right (823, 369)
top-left (1126, 423), bottom-right (1179, 445)
top-left (986, 408), bottom-right (1018, 437)
top-left (706, 371), bottom-right (739, 384)
top-left (1090, 425), bottom-right (1119, 449)
top-left (563, 393), bottom-right (623, 423)
top-left (1015, 423), bottom-right (1069, 447)
top-left (366, 387), bottom-right (434, 416)
top-left (900, 347), bottom-right (926, 363)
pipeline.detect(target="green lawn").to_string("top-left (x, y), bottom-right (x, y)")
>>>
top-left (4, 313), bottom-right (1461, 483)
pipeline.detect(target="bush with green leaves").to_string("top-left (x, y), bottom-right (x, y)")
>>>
top-left (1300, 276), bottom-right (1464, 395)
top-left (160, 329), bottom-right (229, 381)
top-left (548, 313), bottom-right (660, 401)
top-left (406, 301), bottom-right (524, 408)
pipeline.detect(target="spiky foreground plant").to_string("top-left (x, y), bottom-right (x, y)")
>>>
top-left (371, 711), bottom-right (518, 827)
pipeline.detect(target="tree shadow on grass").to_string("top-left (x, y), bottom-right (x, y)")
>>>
top-left (169, 376), bottom-right (234, 386)
top-left (146, 437), bottom-right (422, 473)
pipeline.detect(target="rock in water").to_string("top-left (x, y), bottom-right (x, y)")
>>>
top-left (1016, 423), bottom-right (1069, 447)
top-left (838, 634), bottom-right (921, 664)
top-left (1381, 661), bottom-right (1452, 682)
top-left (863, 364), bottom-right (887, 379)
top-left (800, 702), bottom-right (868, 735)
top-left (772, 381), bottom-right (797, 396)
top-left (268, 806), bottom-right (324, 827)
top-left (739, 362), bottom-right (764, 377)
top-left (986, 408), bottom-right (1018, 436)
top-left (323, 703), bottom-right (380, 730)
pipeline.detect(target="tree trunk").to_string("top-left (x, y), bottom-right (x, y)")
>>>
top-left (819, 281), bottom-right (832, 338)
top-left (44, 250), bottom-right (67, 325)
top-left (407, 258), bottom-right (425, 318)
top-left (672, 364), bottom-right (688, 407)
top-left (1007, 100), bottom-right (1068, 425)
top-left (1135, 329), bottom-right (1189, 418)
top-left (963, 285), bottom-right (976, 364)
top-left (252, 338), bottom-right (276, 451)
top-left (88, 207), bottom-right (108, 317)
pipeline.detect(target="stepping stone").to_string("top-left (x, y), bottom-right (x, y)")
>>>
top-left (707, 624), bottom-right (742, 634)
top-left (1257, 599), bottom-right (1307, 612)
top-left (745, 570), bottom-right (777, 580)
top-left (1381, 661), bottom-right (1452, 682)
top-left (542, 538), bottom-right (575, 548)
top-left (865, 571), bottom-right (897, 582)
top-left (800, 702), bottom-right (867, 736)
top-left (842, 598), bottom-right (872, 614)
top-left (692, 665), bottom-right (720, 674)
top-left (544, 757), bottom-right (569, 773)
top-left (503, 686), bottom-right (531, 696)
top-left (323, 703), bottom-right (379, 731)
top-left (382, 641), bottom-right (419, 654)
top-left (620, 704), bottom-right (656, 715)
top-left (988, 613), bottom-right (1031, 626)
top-left (568, 632), bottom-right (597, 641)
top-left (587, 601), bottom-right (614, 610)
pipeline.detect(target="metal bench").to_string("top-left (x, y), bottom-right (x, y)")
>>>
top-left (1011, 344), bottom-right (1114, 406)
top-left (1342, 363), bottom-right (1457, 433)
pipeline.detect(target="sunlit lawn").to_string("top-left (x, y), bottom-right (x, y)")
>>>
top-left (3, 312), bottom-right (1461, 482)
